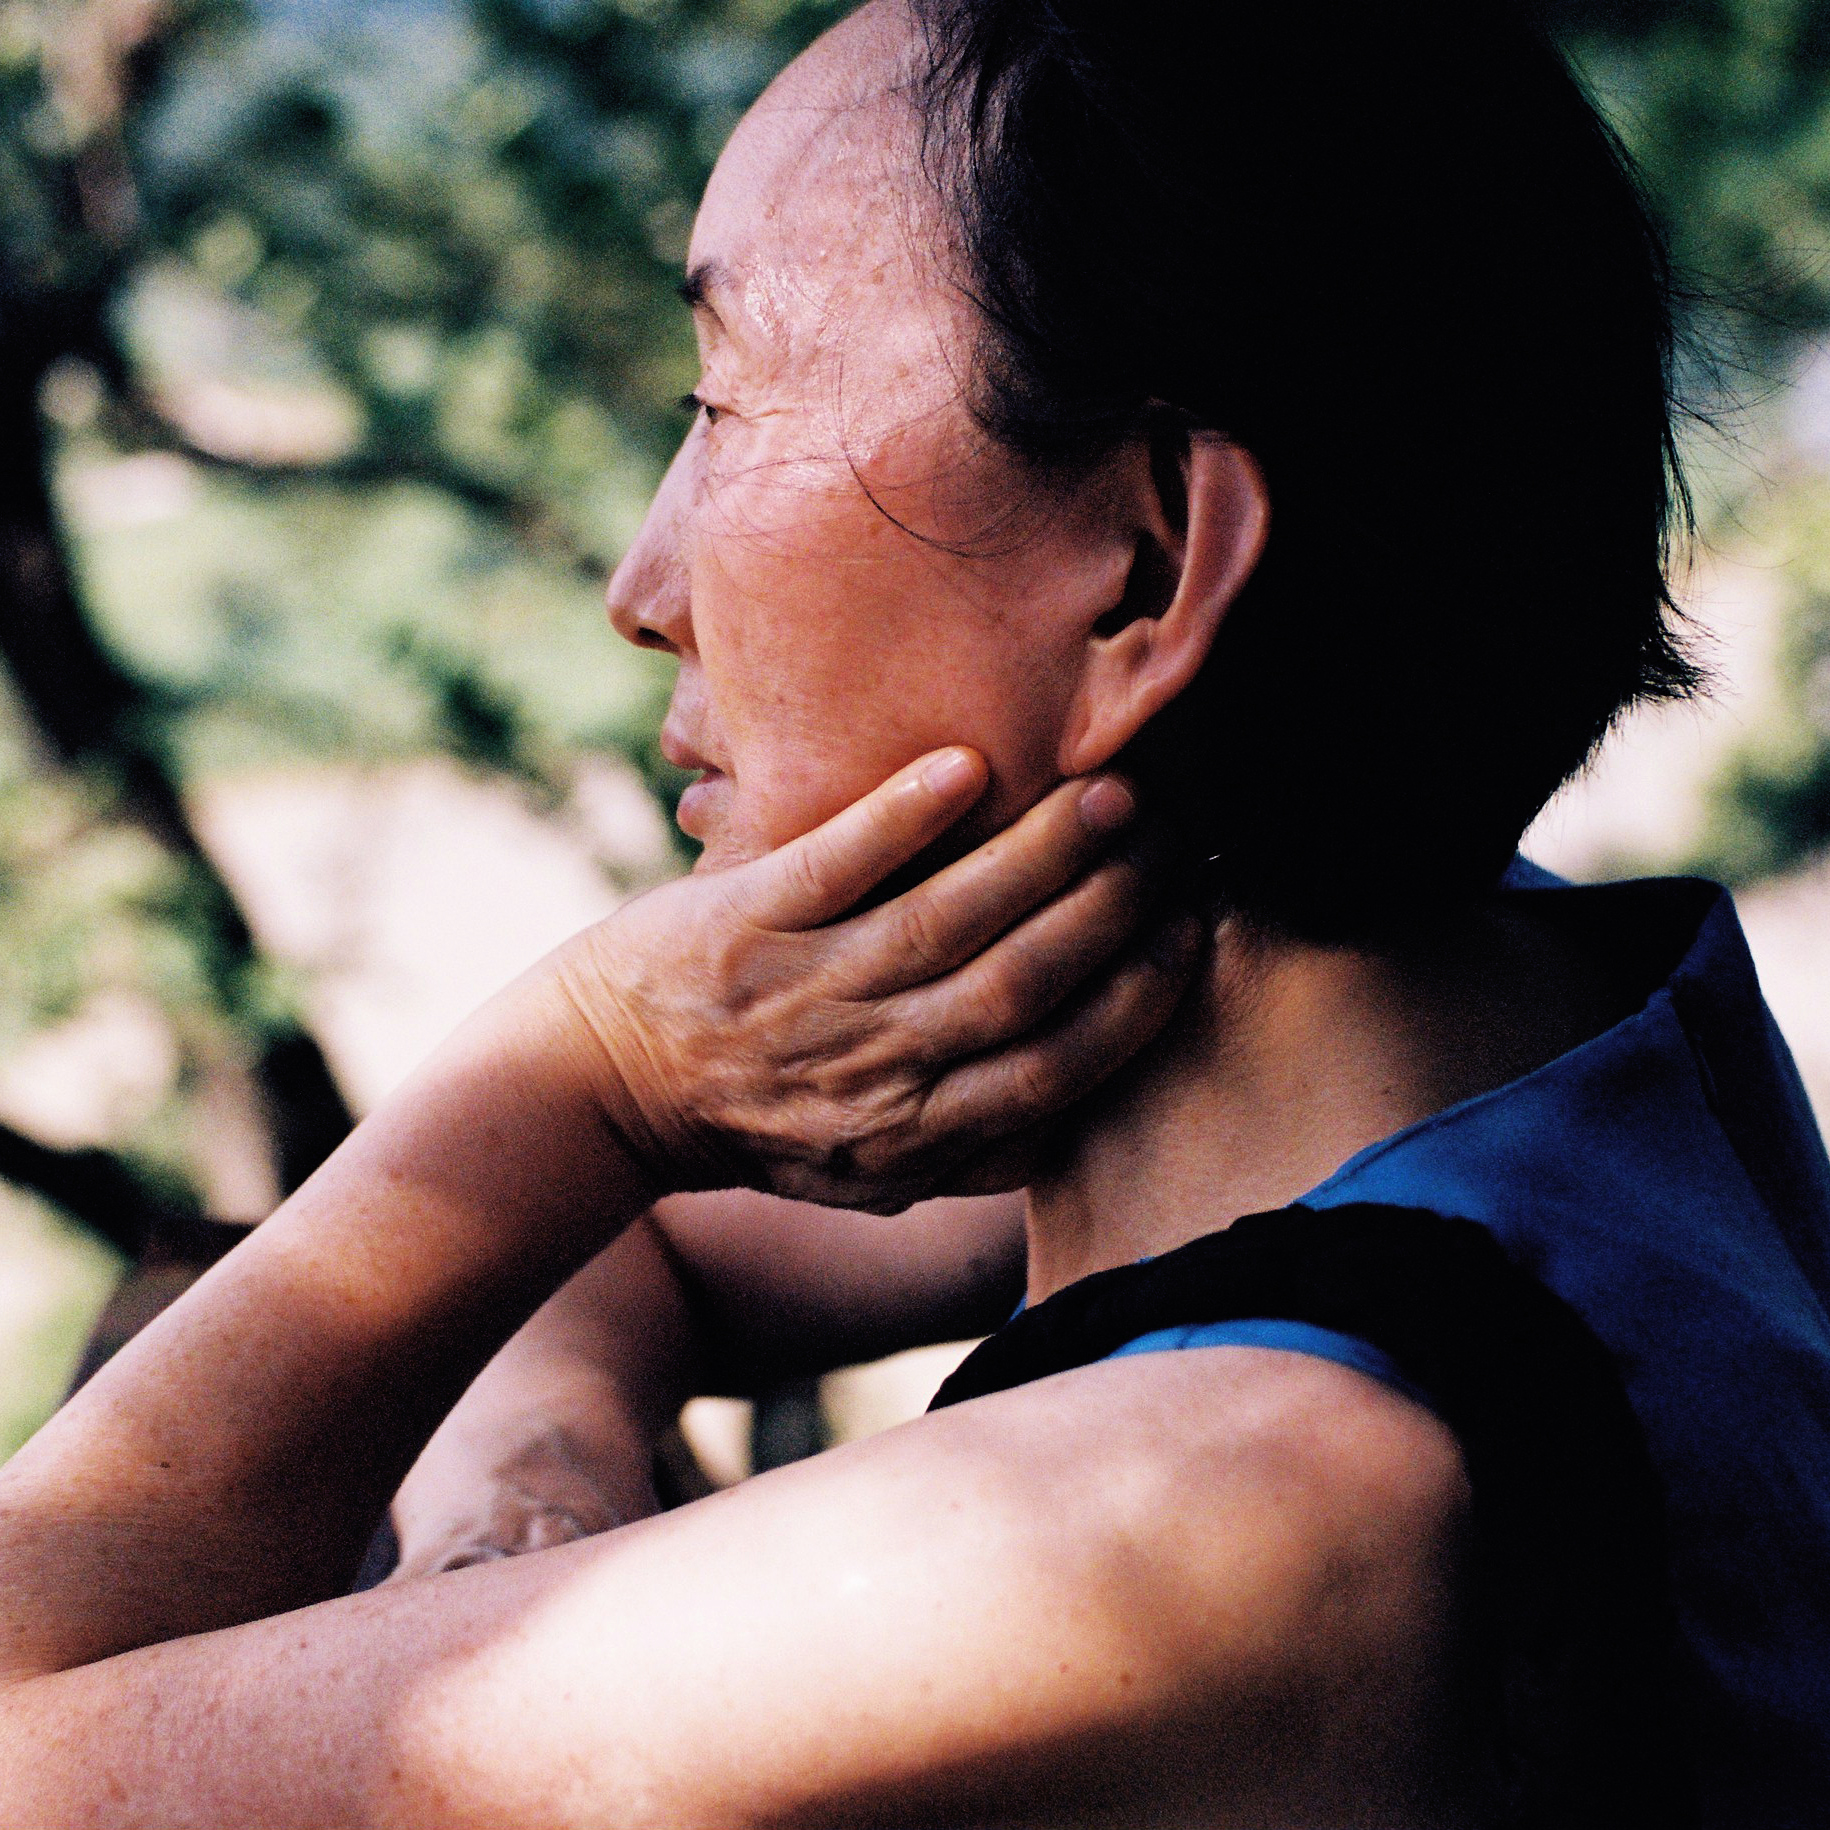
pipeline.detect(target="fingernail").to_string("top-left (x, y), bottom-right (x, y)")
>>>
top-left (1078, 777), bottom-right (1135, 836)
top-left (1151, 912), bottom-right (1205, 969)
top-left (922, 748), bottom-right (978, 796)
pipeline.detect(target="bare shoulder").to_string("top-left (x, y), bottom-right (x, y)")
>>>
top-left (1048, 1341), bottom-right (1473, 1595)
top-left (914, 1344), bottom-right (1477, 1823)
top-left (912, 1336), bottom-right (1471, 1599)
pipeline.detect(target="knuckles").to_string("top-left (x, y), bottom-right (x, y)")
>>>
top-left (773, 837), bottom-right (840, 918)
top-left (889, 895), bottom-right (955, 979)
top-left (551, 816), bottom-right (1095, 1210)
top-left (1001, 1050), bottom-right (1064, 1120)
top-left (964, 970), bottom-right (1031, 1041)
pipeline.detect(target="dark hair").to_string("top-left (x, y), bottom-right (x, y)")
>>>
top-left (909, 0), bottom-right (1699, 940)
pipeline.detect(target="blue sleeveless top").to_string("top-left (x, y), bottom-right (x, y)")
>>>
top-left (1109, 867), bottom-right (1830, 1827)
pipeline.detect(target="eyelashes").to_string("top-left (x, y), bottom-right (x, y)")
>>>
top-left (677, 391), bottom-right (725, 426)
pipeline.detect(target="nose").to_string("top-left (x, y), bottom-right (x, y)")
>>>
top-left (606, 433), bottom-right (696, 656)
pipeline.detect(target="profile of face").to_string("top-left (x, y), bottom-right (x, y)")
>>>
top-left (605, 0), bottom-right (1267, 872)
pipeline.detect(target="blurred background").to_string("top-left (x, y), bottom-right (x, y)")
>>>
top-left (1, 0), bottom-right (1827, 1475)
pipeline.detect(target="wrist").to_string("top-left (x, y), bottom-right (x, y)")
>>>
top-left (332, 967), bottom-right (667, 1300)
top-left (542, 930), bottom-right (742, 1200)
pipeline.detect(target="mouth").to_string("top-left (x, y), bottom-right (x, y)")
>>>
top-left (659, 711), bottom-right (731, 844)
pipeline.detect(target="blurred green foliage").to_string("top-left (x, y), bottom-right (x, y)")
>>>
top-left (1556, 0), bottom-right (1830, 346)
top-left (1553, 0), bottom-right (1830, 876)
top-left (0, 1183), bottom-right (119, 1459)
top-left (1686, 471), bottom-right (1830, 879)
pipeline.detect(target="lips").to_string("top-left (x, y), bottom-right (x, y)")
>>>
top-left (659, 700), bottom-right (732, 841)
top-left (659, 724), bottom-right (720, 833)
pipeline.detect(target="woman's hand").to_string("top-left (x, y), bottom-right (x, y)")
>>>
top-left (553, 748), bottom-right (1202, 1213)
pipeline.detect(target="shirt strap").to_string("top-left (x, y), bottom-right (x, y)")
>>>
top-left (1105, 1315), bottom-right (1440, 1415)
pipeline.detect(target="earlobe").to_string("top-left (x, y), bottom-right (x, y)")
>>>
top-left (1058, 434), bottom-right (1270, 777)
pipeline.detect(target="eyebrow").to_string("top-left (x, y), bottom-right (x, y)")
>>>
top-left (677, 260), bottom-right (729, 319)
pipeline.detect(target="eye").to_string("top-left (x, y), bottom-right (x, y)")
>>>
top-left (677, 391), bottom-right (725, 427)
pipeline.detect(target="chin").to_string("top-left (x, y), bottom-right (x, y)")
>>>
top-left (689, 822), bottom-right (769, 875)
top-left (689, 834), bottom-right (741, 873)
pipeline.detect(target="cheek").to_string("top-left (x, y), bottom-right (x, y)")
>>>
top-left (691, 452), bottom-right (1079, 854)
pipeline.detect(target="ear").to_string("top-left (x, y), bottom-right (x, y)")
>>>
top-left (1057, 431), bottom-right (1269, 777)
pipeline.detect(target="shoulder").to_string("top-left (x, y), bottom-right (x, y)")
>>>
top-left (827, 1345), bottom-right (1475, 1825)
top-left (952, 1344), bottom-right (1473, 1705)
top-left (904, 1345), bottom-right (1476, 1822)
top-left (936, 1332), bottom-right (1469, 1554)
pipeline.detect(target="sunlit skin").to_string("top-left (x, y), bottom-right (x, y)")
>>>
top-left (608, 9), bottom-right (1164, 868)
top-left (0, 4), bottom-right (1648, 1826)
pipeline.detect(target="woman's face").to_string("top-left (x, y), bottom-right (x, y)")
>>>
top-left (605, 1), bottom-right (1134, 870)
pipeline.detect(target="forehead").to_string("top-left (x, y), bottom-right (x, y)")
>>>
top-left (688, 3), bottom-right (944, 360)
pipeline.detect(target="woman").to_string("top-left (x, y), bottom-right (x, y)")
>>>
top-left (2, 2), bottom-right (1826, 1824)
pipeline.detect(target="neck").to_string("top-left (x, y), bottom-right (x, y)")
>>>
top-left (1024, 898), bottom-right (1626, 1304)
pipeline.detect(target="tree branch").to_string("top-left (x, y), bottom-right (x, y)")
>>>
top-left (0, 356), bottom-right (356, 1201)
top-left (0, 1120), bottom-right (199, 1258)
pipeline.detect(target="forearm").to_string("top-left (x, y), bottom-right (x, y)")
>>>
top-left (404, 1187), bottom-right (1025, 1453)
top-left (0, 970), bottom-right (653, 1681)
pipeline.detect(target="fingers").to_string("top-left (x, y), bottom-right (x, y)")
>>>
top-left (892, 844), bottom-right (1158, 1060)
top-left (739, 747), bottom-right (990, 931)
top-left (849, 774), bottom-right (1138, 994)
top-left (917, 910), bottom-right (1206, 1148)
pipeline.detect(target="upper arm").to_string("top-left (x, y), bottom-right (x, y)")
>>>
top-left (2, 1348), bottom-right (1471, 1830)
